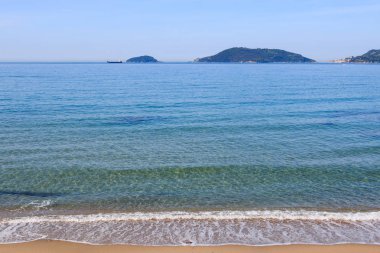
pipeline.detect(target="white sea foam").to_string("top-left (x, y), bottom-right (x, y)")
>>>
top-left (1, 210), bottom-right (379, 245)
top-left (1, 209), bottom-right (380, 223)
top-left (19, 200), bottom-right (53, 210)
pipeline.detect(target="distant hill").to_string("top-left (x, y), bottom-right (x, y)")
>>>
top-left (346, 50), bottom-right (380, 63)
top-left (126, 55), bottom-right (158, 63)
top-left (195, 47), bottom-right (315, 63)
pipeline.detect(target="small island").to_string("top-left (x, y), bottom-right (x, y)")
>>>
top-left (126, 55), bottom-right (159, 63)
top-left (333, 49), bottom-right (380, 63)
top-left (195, 47), bottom-right (315, 63)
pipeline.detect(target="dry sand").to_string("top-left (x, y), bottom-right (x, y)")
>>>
top-left (0, 241), bottom-right (379, 253)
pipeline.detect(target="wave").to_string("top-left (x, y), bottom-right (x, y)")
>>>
top-left (2, 210), bottom-right (380, 223)
top-left (1, 210), bottom-right (379, 245)
top-left (20, 200), bottom-right (53, 210)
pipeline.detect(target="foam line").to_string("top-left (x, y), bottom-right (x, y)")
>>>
top-left (2, 210), bottom-right (380, 223)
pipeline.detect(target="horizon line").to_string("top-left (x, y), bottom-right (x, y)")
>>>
top-left (0, 60), bottom-right (338, 64)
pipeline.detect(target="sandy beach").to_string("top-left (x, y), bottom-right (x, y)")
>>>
top-left (1, 241), bottom-right (379, 253)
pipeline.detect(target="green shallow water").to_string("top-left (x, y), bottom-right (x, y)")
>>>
top-left (1, 165), bottom-right (379, 213)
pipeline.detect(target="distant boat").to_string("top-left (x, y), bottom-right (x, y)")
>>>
top-left (107, 61), bottom-right (123, 63)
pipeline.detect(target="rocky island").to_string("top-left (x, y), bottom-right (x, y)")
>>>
top-left (195, 47), bottom-right (315, 63)
top-left (333, 50), bottom-right (380, 63)
top-left (126, 55), bottom-right (159, 63)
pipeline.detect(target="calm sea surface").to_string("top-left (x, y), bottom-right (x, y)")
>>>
top-left (0, 63), bottom-right (379, 245)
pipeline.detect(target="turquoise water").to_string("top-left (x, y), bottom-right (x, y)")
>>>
top-left (0, 63), bottom-right (379, 245)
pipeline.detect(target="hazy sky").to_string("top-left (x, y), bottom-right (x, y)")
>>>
top-left (1, 0), bottom-right (379, 61)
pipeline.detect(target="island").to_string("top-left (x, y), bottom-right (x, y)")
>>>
top-left (194, 47), bottom-right (315, 63)
top-left (126, 55), bottom-right (159, 63)
top-left (332, 50), bottom-right (380, 63)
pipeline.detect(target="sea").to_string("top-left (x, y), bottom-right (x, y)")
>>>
top-left (0, 63), bottom-right (379, 245)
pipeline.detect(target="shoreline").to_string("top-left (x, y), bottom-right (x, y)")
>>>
top-left (1, 241), bottom-right (379, 253)
top-left (1, 210), bottom-right (379, 245)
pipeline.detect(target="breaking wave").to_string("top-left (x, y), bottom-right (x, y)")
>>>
top-left (1, 210), bottom-right (379, 245)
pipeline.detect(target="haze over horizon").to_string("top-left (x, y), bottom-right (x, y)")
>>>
top-left (1, 0), bottom-right (380, 62)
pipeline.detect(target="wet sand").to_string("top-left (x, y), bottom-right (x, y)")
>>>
top-left (1, 241), bottom-right (379, 253)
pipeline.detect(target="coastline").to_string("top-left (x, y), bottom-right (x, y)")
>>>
top-left (1, 210), bottom-right (379, 245)
top-left (1, 241), bottom-right (379, 253)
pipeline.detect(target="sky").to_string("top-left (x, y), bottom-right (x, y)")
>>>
top-left (0, 0), bottom-right (379, 62)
